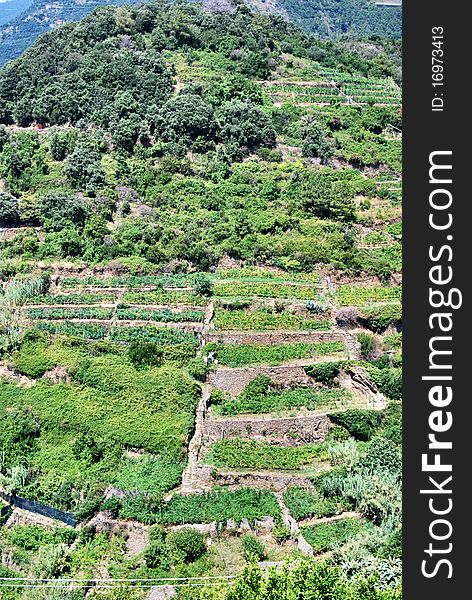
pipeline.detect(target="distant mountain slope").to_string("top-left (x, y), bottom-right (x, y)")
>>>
top-left (252, 0), bottom-right (402, 38)
top-left (0, 0), bottom-right (33, 26)
top-left (0, 0), bottom-right (144, 66)
top-left (0, 0), bottom-right (401, 67)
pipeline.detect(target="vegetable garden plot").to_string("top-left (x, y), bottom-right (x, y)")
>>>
top-left (208, 341), bottom-right (346, 367)
top-left (215, 268), bottom-right (321, 284)
top-left (25, 307), bottom-right (114, 320)
top-left (25, 293), bottom-right (117, 305)
top-left (204, 438), bottom-right (329, 471)
top-left (122, 290), bottom-right (209, 306)
top-left (301, 517), bottom-right (371, 554)
top-left (116, 307), bottom-right (205, 323)
top-left (214, 281), bottom-right (322, 300)
top-left (60, 274), bottom-right (199, 289)
top-left (335, 285), bottom-right (402, 306)
top-left (152, 488), bottom-right (281, 526)
top-left (214, 309), bottom-right (331, 332)
top-left (214, 386), bottom-right (353, 416)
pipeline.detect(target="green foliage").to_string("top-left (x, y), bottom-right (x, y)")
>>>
top-left (214, 281), bottom-right (321, 300)
top-left (329, 410), bottom-right (381, 441)
top-left (0, 191), bottom-right (19, 225)
top-left (361, 302), bottom-right (402, 332)
top-left (284, 487), bottom-right (350, 521)
top-left (357, 332), bottom-right (376, 360)
top-left (241, 534), bottom-right (265, 562)
top-left (304, 361), bottom-right (342, 385)
top-left (206, 438), bottom-right (328, 471)
top-left (222, 559), bottom-right (402, 600)
top-left (301, 517), bottom-right (370, 554)
top-left (217, 379), bottom-right (352, 416)
top-left (167, 528), bottom-right (207, 563)
top-left (210, 341), bottom-right (345, 367)
top-left (218, 102), bottom-right (276, 152)
top-left (359, 437), bottom-right (401, 477)
top-left (155, 488), bottom-right (281, 526)
top-left (300, 115), bottom-right (333, 163)
top-left (368, 366), bottom-right (402, 401)
top-left (215, 308), bottom-right (331, 331)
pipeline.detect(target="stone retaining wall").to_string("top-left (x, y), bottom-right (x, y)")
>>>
top-left (204, 413), bottom-right (331, 446)
top-left (213, 471), bottom-right (314, 492)
top-left (206, 330), bottom-right (345, 346)
top-left (209, 364), bottom-right (314, 396)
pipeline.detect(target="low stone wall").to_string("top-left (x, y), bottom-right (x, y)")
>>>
top-left (209, 364), bottom-right (314, 396)
top-left (213, 470), bottom-right (315, 492)
top-left (204, 413), bottom-right (331, 446)
top-left (206, 330), bottom-right (345, 346)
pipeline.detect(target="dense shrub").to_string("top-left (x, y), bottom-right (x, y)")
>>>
top-left (0, 192), bottom-right (19, 225)
top-left (329, 409), bottom-right (381, 441)
top-left (241, 534), bottom-right (265, 561)
top-left (357, 332), bottom-right (376, 359)
top-left (304, 361), bottom-right (342, 385)
top-left (167, 528), bottom-right (207, 563)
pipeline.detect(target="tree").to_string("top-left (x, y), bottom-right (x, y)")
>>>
top-left (300, 115), bottom-right (334, 163)
top-left (0, 192), bottom-right (20, 225)
top-left (38, 192), bottom-right (87, 232)
top-left (64, 142), bottom-right (106, 193)
top-left (155, 93), bottom-right (217, 146)
top-left (218, 102), bottom-right (276, 152)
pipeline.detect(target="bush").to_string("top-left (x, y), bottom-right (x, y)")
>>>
top-left (304, 362), bottom-right (342, 386)
top-left (193, 273), bottom-right (213, 296)
top-left (361, 302), bottom-right (402, 332)
top-left (0, 192), bottom-right (20, 225)
top-left (241, 534), bottom-right (265, 561)
top-left (272, 523), bottom-right (291, 543)
top-left (218, 102), bottom-right (276, 151)
top-left (368, 366), bottom-right (402, 401)
top-left (357, 332), bottom-right (376, 360)
top-left (329, 410), bottom-right (381, 441)
top-left (144, 527), bottom-right (171, 569)
top-left (300, 115), bottom-right (333, 163)
top-left (335, 306), bottom-right (360, 328)
top-left (359, 437), bottom-right (401, 477)
top-left (167, 528), bottom-right (207, 563)
top-left (128, 341), bottom-right (163, 367)
top-left (187, 357), bottom-right (209, 382)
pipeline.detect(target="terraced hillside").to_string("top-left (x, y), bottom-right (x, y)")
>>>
top-left (0, 1), bottom-right (401, 598)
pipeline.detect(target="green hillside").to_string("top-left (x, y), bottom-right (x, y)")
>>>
top-left (259, 0), bottom-right (402, 39)
top-left (0, 0), bottom-right (402, 66)
top-left (0, 1), bottom-right (402, 596)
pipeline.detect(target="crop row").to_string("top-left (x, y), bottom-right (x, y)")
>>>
top-left (25, 307), bottom-right (114, 320)
top-left (60, 273), bottom-right (197, 289)
top-left (206, 341), bottom-right (345, 367)
top-left (150, 488), bottom-right (281, 526)
top-left (283, 487), bottom-right (351, 521)
top-left (335, 285), bottom-right (401, 306)
top-left (122, 290), bottom-right (209, 306)
top-left (214, 309), bottom-right (331, 332)
top-left (215, 386), bottom-right (352, 416)
top-left (34, 321), bottom-right (198, 345)
top-left (214, 281), bottom-right (320, 300)
top-left (301, 517), bottom-right (370, 554)
top-left (205, 438), bottom-right (329, 471)
top-left (116, 307), bottom-right (205, 323)
top-left (26, 293), bottom-right (117, 305)
top-left (215, 267), bottom-right (321, 284)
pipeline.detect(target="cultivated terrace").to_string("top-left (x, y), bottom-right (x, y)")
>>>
top-left (0, 1), bottom-right (402, 598)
